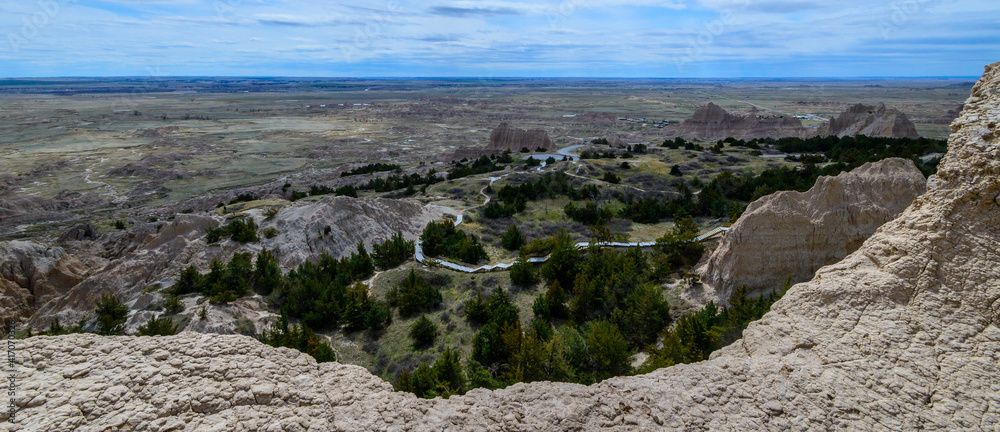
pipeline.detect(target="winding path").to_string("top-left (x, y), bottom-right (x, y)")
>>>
top-left (415, 145), bottom-right (730, 274)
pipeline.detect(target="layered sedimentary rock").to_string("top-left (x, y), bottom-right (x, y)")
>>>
top-left (261, 196), bottom-right (445, 269)
top-left (9, 62), bottom-right (1000, 431)
top-left (693, 158), bottom-right (927, 304)
top-left (0, 192), bottom-right (105, 235)
top-left (664, 103), bottom-right (813, 141)
top-left (664, 102), bottom-right (922, 142)
top-left (488, 122), bottom-right (554, 153)
top-left (0, 241), bottom-right (88, 325)
top-left (450, 123), bottom-right (555, 161)
top-left (818, 102), bottom-right (920, 139)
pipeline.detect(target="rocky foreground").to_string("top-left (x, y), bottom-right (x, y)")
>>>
top-left (7, 62), bottom-right (1000, 431)
top-left (694, 157), bottom-right (927, 304)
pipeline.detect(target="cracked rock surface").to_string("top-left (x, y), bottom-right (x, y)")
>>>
top-left (10, 62), bottom-right (1000, 431)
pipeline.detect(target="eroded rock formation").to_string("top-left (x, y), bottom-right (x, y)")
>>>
top-left (0, 241), bottom-right (88, 325)
top-left (664, 103), bottom-right (813, 141)
top-left (9, 62), bottom-right (1000, 431)
top-left (693, 158), bottom-right (927, 305)
top-left (488, 122), bottom-right (554, 153)
top-left (1, 197), bottom-right (443, 333)
top-left (818, 102), bottom-right (920, 139)
top-left (261, 196), bottom-right (445, 269)
top-left (664, 101), bottom-right (923, 142)
top-left (450, 123), bottom-right (555, 161)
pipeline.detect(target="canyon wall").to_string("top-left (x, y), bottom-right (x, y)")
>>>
top-left (693, 157), bottom-right (927, 305)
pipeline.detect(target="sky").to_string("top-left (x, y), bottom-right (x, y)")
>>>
top-left (0, 0), bottom-right (996, 78)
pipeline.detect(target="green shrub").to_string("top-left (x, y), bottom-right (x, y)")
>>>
top-left (136, 315), bottom-right (179, 336)
top-left (409, 315), bottom-right (438, 349)
top-left (463, 291), bottom-right (491, 326)
top-left (655, 216), bottom-right (705, 270)
top-left (387, 270), bottom-right (442, 317)
top-left (583, 320), bottom-right (631, 381)
top-left (540, 230), bottom-right (580, 290)
top-left (533, 281), bottom-right (567, 320)
top-left (260, 314), bottom-right (336, 363)
top-left (420, 220), bottom-right (488, 265)
top-left (509, 255), bottom-right (538, 287)
top-left (205, 218), bottom-right (259, 244)
top-left (262, 227), bottom-right (278, 239)
top-left (234, 316), bottom-right (257, 338)
top-left (343, 283), bottom-right (392, 332)
top-left (164, 296), bottom-right (184, 314)
top-left (95, 294), bottom-right (129, 336)
top-left (500, 224), bottom-right (526, 251)
top-left (372, 231), bottom-right (415, 270)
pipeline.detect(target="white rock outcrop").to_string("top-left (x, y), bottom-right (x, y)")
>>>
top-left (261, 196), bottom-right (444, 268)
top-left (693, 157), bottom-right (927, 304)
top-left (8, 62), bottom-right (1000, 431)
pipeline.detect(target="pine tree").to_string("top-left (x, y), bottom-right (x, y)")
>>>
top-left (95, 294), bottom-right (129, 336)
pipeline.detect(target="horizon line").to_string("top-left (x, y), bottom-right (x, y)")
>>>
top-left (0, 75), bottom-right (981, 81)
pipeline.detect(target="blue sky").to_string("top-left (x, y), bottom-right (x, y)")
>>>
top-left (0, 0), bottom-right (996, 78)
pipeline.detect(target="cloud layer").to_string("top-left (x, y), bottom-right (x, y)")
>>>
top-left (0, 0), bottom-right (995, 77)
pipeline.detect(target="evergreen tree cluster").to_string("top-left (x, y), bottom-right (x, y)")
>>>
top-left (653, 217), bottom-right (705, 271)
top-left (289, 184), bottom-right (359, 201)
top-left (360, 171), bottom-right (442, 193)
top-left (398, 286), bottom-right (640, 397)
top-left (579, 150), bottom-right (618, 159)
top-left (408, 314), bottom-right (438, 349)
top-left (447, 155), bottom-right (505, 180)
top-left (482, 172), bottom-right (598, 219)
top-left (205, 217), bottom-right (259, 244)
top-left (639, 283), bottom-right (787, 372)
top-left (771, 134), bottom-right (945, 174)
top-left (500, 224), bottom-right (526, 251)
top-left (563, 201), bottom-right (615, 225)
top-left (173, 252), bottom-right (260, 304)
top-left (277, 243), bottom-right (379, 330)
top-left (372, 232), bottom-right (415, 270)
top-left (174, 234), bottom-right (413, 332)
top-left (508, 255), bottom-right (539, 287)
top-left (387, 270), bottom-right (443, 317)
top-left (260, 314), bottom-right (337, 363)
top-left (616, 147), bottom-right (930, 225)
top-left (420, 220), bottom-right (489, 265)
top-left (228, 193), bottom-right (258, 205)
top-left (341, 163), bottom-right (402, 177)
top-left (51, 294), bottom-right (179, 339)
top-left (394, 348), bottom-right (465, 398)
top-left (660, 137), bottom-right (704, 151)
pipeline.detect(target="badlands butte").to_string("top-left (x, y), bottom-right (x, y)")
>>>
top-left (1, 64), bottom-right (994, 431)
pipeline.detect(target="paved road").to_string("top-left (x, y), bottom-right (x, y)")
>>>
top-left (557, 144), bottom-right (586, 159)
